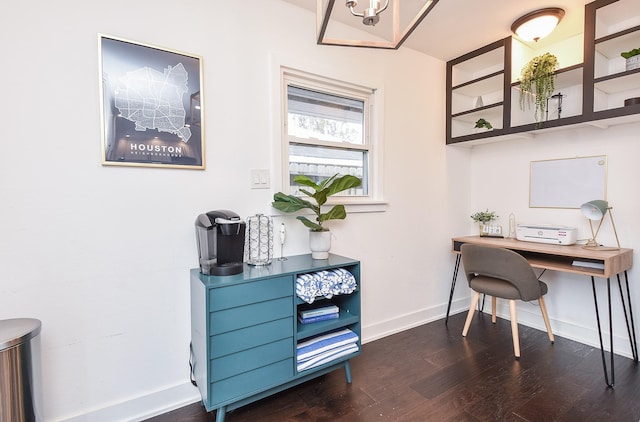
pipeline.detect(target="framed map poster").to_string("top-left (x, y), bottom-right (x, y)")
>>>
top-left (98, 34), bottom-right (204, 169)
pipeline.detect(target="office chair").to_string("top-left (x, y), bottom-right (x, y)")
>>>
top-left (460, 243), bottom-right (554, 359)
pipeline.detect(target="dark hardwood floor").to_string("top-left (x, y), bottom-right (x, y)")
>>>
top-left (146, 312), bottom-right (640, 421)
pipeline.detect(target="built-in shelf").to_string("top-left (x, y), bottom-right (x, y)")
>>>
top-left (446, 0), bottom-right (640, 145)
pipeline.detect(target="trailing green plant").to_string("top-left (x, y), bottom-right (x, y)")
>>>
top-left (470, 209), bottom-right (498, 224)
top-left (474, 118), bottom-right (493, 130)
top-left (272, 174), bottom-right (361, 231)
top-left (621, 48), bottom-right (640, 59)
top-left (519, 53), bottom-right (560, 122)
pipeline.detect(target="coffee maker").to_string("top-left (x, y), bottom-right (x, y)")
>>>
top-left (195, 210), bottom-right (246, 276)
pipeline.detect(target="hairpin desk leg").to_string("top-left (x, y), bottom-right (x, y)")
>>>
top-left (617, 271), bottom-right (639, 363)
top-left (591, 276), bottom-right (615, 388)
top-left (445, 254), bottom-right (461, 325)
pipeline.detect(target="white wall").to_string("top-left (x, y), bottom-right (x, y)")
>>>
top-left (6, 1), bottom-right (635, 420)
top-left (466, 122), bottom-right (640, 356)
top-left (0, 1), bottom-right (469, 420)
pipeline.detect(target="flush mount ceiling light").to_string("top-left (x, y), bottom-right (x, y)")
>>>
top-left (511, 7), bottom-right (565, 42)
top-left (317, 0), bottom-right (439, 49)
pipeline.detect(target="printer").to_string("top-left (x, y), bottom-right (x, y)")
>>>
top-left (516, 224), bottom-right (577, 245)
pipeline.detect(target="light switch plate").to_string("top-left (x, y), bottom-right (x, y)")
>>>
top-left (250, 169), bottom-right (270, 189)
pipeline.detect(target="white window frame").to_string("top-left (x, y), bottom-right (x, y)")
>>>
top-left (280, 67), bottom-right (384, 208)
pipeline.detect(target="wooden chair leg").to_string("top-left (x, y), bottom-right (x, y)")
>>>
top-left (462, 292), bottom-right (481, 337)
top-left (538, 296), bottom-right (555, 344)
top-left (509, 300), bottom-right (520, 359)
top-left (491, 296), bottom-right (497, 324)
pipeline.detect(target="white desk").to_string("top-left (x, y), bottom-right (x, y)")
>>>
top-left (446, 236), bottom-right (637, 388)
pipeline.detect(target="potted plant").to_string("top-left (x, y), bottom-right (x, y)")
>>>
top-left (471, 209), bottom-right (498, 236)
top-left (519, 52), bottom-right (560, 123)
top-left (621, 48), bottom-right (640, 71)
top-left (272, 173), bottom-right (361, 259)
top-left (474, 118), bottom-right (493, 130)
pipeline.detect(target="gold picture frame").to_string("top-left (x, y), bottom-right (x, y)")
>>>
top-left (98, 34), bottom-right (205, 169)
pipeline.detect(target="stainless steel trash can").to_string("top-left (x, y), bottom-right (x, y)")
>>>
top-left (0, 318), bottom-right (42, 422)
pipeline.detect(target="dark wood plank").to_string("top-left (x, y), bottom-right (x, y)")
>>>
top-left (146, 312), bottom-right (640, 422)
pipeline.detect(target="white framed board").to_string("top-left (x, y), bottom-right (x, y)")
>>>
top-left (529, 155), bottom-right (607, 208)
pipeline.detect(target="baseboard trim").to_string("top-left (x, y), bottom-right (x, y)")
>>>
top-left (362, 297), bottom-right (469, 344)
top-left (62, 296), bottom-right (633, 421)
top-left (60, 382), bottom-right (200, 422)
top-left (490, 301), bottom-right (636, 360)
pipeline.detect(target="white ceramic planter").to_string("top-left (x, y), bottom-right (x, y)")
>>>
top-left (626, 56), bottom-right (640, 71)
top-left (309, 230), bottom-right (331, 259)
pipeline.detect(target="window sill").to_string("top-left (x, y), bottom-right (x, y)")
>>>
top-left (343, 200), bottom-right (387, 214)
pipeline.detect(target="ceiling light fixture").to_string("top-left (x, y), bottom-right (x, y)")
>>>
top-left (346, 0), bottom-right (389, 26)
top-left (511, 7), bottom-right (565, 42)
top-left (317, 0), bottom-right (439, 49)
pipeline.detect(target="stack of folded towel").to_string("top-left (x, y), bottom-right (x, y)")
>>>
top-left (296, 328), bottom-right (359, 372)
top-left (296, 268), bottom-right (357, 304)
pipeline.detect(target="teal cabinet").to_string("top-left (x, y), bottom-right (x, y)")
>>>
top-left (190, 254), bottom-right (361, 422)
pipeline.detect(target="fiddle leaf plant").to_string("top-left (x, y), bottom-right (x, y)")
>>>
top-left (272, 174), bottom-right (362, 232)
top-left (519, 52), bottom-right (559, 123)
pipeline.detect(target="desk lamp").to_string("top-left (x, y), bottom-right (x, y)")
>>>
top-left (580, 200), bottom-right (620, 250)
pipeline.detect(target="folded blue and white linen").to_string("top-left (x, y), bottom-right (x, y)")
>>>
top-left (296, 328), bottom-right (359, 372)
top-left (296, 268), bottom-right (357, 304)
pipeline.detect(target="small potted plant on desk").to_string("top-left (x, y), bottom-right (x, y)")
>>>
top-left (471, 209), bottom-right (501, 237)
top-left (272, 173), bottom-right (361, 259)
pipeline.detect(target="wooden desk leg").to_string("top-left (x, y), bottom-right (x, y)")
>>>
top-left (445, 254), bottom-right (461, 325)
top-left (617, 271), bottom-right (639, 363)
top-left (591, 276), bottom-right (615, 388)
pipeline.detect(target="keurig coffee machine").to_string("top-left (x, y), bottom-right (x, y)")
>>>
top-left (195, 210), bottom-right (246, 275)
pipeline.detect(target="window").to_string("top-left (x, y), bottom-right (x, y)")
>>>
top-left (282, 69), bottom-right (378, 201)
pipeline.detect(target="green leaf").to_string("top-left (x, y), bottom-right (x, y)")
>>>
top-left (319, 205), bottom-right (347, 223)
top-left (317, 173), bottom-right (338, 190)
top-left (325, 175), bottom-right (361, 196)
top-left (293, 175), bottom-right (320, 190)
top-left (621, 48), bottom-right (640, 59)
top-left (296, 216), bottom-right (323, 231)
top-left (272, 192), bottom-right (316, 213)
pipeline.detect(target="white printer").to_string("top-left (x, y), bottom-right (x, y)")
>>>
top-left (516, 224), bottom-right (578, 245)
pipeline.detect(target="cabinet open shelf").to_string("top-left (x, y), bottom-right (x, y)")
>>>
top-left (452, 71), bottom-right (504, 95)
top-left (451, 102), bottom-right (503, 119)
top-left (511, 64), bottom-right (584, 90)
top-left (595, 25), bottom-right (640, 59)
top-left (297, 310), bottom-right (360, 340)
top-left (594, 67), bottom-right (640, 92)
top-left (446, 0), bottom-right (640, 145)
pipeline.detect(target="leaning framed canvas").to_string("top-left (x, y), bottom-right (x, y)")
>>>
top-left (98, 34), bottom-right (205, 169)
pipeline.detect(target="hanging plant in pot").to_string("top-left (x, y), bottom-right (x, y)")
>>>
top-left (272, 173), bottom-right (361, 259)
top-left (519, 52), bottom-right (560, 123)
